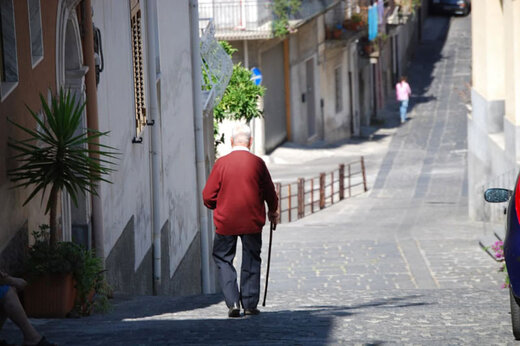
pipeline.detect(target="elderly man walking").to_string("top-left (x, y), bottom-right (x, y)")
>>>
top-left (203, 123), bottom-right (278, 318)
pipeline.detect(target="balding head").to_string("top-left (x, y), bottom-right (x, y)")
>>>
top-left (231, 123), bottom-right (252, 148)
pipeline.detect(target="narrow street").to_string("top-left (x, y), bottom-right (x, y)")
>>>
top-left (2, 14), bottom-right (514, 345)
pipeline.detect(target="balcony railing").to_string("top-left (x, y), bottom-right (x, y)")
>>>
top-left (198, 0), bottom-right (342, 40)
top-left (199, 0), bottom-right (273, 39)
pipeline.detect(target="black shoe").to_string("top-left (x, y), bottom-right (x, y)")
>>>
top-left (228, 302), bottom-right (241, 318)
top-left (244, 308), bottom-right (260, 316)
top-left (0, 340), bottom-right (15, 346)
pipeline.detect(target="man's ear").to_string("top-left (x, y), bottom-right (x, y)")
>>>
top-left (249, 137), bottom-right (253, 148)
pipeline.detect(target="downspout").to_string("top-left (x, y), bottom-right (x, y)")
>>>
top-left (81, 0), bottom-right (104, 260)
top-left (145, 0), bottom-right (162, 294)
top-left (284, 38), bottom-right (292, 141)
top-left (189, 0), bottom-right (212, 294)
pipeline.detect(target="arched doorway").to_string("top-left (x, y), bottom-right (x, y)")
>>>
top-left (56, 0), bottom-right (91, 248)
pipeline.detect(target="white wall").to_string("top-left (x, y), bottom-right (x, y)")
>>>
top-left (156, 0), bottom-right (199, 278)
top-left (92, 0), bottom-right (153, 268)
top-left (322, 45), bottom-right (351, 142)
top-left (92, 0), bottom-right (200, 279)
top-left (289, 17), bottom-right (321, 144)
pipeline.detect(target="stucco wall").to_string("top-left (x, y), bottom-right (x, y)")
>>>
top-left (92, 0), bottom-right (200, 294)
top-left (322, 44), bottom-right (350, 142)
top-left (0, 1), bottom-right (58, 255)
top-left (92, 0), bottom-right (153, 271)
top-left (467, 0), bottom-right (520, 221)
top-left (471, 0), bottom-right (505, 103)
top-left (156, 0), bottom-right (199, 281)
top-left (289, 17), bottom-right (321, 145)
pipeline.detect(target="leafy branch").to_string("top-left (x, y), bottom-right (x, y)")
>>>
top-left (272, 0), bottom-right (301, 38)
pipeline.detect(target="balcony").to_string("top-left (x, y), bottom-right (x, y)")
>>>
top-left (198, 0), bottom-right (342, 41)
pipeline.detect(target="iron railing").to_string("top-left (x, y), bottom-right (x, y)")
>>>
top-left (275, 156), bottom-right (368, 224)
top-left (198, 0), bottom-right (273, 39)
top-left (198, 0), bottom-right (342, 40)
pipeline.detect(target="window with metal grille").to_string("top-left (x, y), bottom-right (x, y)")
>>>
top-left (335, 66), bottom-right (342, 113)
top-left (0, 0), bottom-right (18, 100)
top-left (130, 0), bottom-right (146, 139)
top-left (0, 19), bottom-right (4, 82)
top-left (27, 0), bottom-right (43, 67)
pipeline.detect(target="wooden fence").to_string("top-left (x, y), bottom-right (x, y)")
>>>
top-left (275, 156), bottom-right (367, 224)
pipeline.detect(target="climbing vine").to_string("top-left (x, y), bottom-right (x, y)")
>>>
top-left (272, 0), bottom-right (301, 38)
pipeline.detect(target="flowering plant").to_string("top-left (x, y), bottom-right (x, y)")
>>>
top-left (490, 240), bottom-right (510, 288)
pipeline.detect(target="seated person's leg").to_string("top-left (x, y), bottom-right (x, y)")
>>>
top-left (0, 285), bottom-right (8, 330)
top-left (0, 286), bottom-right (40, 345)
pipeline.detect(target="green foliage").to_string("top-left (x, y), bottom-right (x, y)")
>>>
top-left (214, 64), bottom-right (265, 123)
top-left (26, 225), bottom-right (111, 316)
top-left (219, 41), bottom-right (237, 56)
top-left (25, 225), bottom-right (83, 275)
top-left (7, 89), bottom-right (118, 246)
top-left (212, 41), bottom-right (265, 149)
top-left (350, 13), bottom-right (363, 24)
top-left (273, 0), bottom-right (301, 38)
top-left (376, 33), bottom-right (389, 48)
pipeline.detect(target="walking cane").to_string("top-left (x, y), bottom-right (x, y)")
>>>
top-left (262, 221), bottom-right (276, 307)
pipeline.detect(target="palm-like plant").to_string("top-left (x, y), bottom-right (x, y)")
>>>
top-left (8, 89), bottom-right (118, 247)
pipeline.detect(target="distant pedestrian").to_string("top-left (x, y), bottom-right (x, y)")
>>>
top-left (0, 271), bottom-right (55, 346)
top-left (203, 123), bottom-right (279, 318)
top-left (396, 76), bottom-right (412, 123)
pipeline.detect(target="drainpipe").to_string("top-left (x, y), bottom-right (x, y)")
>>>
top-left (145, 0), bottom-right (162, 294)
top-left (284, 38), bottom-right (292, 141)
top-left (189, 0), bottom-right (213, 294)
top-left (81, 0), bottom-right (104, 260)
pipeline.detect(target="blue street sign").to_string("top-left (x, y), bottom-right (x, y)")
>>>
top-left (251, 67), bottom-right (262, 86)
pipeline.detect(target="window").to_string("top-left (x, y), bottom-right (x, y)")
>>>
top-left (334, 66), bottom-right (342, 113)
top-left (27, 0), bottom-right (43, 67)
top-left (0, 23), bottom-right (4, 82)
top-left (130, 0), bottom-right (146, 140)
top-left (0, 0), bottom-right (18, 100)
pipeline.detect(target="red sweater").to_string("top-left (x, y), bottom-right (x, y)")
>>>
top-left (202, 150), bottom-right (278, 235)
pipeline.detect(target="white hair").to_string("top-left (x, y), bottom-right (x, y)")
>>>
top-left (231, 123), bottom-right (251, 144)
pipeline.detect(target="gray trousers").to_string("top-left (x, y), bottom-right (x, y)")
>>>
top-left (212, 232), bottom-right (262, 309)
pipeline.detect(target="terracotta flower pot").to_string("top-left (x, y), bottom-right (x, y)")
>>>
top-left (23, 273), bottom-right (77, 318)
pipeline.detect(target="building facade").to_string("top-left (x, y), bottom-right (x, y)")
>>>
top-left (201, 0), bottom-right (424, 156)
top-left (0, 0), bottom-right (226, 295)
top-left (467, 0), bottom-right (520, 221)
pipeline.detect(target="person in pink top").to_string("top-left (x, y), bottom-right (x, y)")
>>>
top-left (396, 76), bottom-right (412, 123)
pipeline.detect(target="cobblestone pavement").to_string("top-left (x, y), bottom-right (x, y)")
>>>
top-left (2, 14), bottom-right (514, 346)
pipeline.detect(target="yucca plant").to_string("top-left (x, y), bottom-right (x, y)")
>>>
top-left (8, 89), bottom-right (118, 247)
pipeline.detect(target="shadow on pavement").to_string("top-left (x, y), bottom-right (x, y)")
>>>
top-left (0, 294), bottom-right (434, 345)
top-left (406, 16), bottom-right (451, 117)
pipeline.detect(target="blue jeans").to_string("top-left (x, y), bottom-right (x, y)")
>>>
top-left (0, 285), bottom-right (9, 300)
top-left (400, 99), bottom-right (409, 122)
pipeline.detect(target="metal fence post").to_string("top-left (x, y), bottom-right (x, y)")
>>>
top-left (348, 164), bottom-right (352, 197)
top-left (339, 164), bottom-right (345, 200)
top-left (361, 156), bottom-right (367, 192)
top-left (297, 178), bottom-right (304, 219)
top-left (276, 182), bottom-right (281, 224)
top-left (330, 172), bottom-right (334, 204)
top-left (288, 184), bottom-right (292, 222)
top-left (319, 173), bottom-right (325, 209)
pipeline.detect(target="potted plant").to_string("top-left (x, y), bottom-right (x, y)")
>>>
top-left (23, 225), bottom-right (110, 317)
top-left (7, 88), bottom-right (117, 317)
top-left (344, 13), bottom-right (365, 31)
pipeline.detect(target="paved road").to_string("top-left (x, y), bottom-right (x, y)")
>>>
top-left (2, 14), bottom-right (514, 345)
